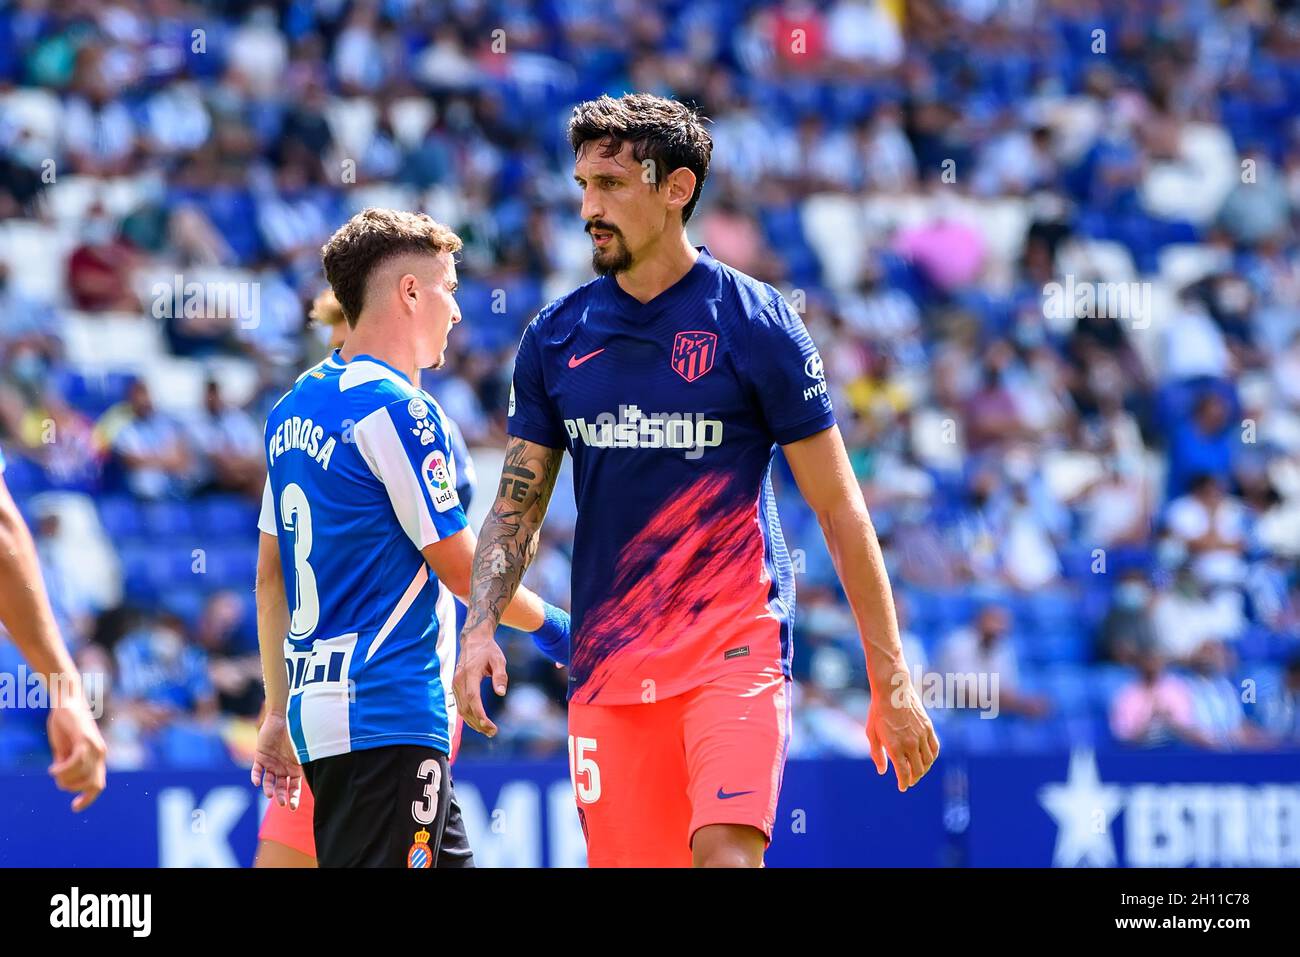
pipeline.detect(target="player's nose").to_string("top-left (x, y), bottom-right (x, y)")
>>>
top-left (580, 189), bottom-right (603, 223)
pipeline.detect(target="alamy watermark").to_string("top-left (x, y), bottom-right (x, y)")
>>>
top-left (1043, 274), bottom-right (1152, 329)
top-left (150, 274), bottom-right (260, 329)
top-left (0, 667), bottom-right (105, 719)
top-left (892, 666), bottom-right (1001, 718)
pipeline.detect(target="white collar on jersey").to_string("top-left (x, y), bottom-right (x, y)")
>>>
top-left (335, 353), bottom-right (411, 392)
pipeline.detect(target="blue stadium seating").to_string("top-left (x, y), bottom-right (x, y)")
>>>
top-left (98, 496), bottom-right (144, 540)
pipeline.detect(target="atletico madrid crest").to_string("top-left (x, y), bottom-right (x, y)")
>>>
top-left (671, 331), bottom-right (717, 382)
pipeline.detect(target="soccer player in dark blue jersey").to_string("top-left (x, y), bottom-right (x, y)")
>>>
top-left (458, 94), bottom-right (939, 867)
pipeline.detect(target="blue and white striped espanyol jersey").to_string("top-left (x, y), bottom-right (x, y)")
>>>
top-left (258, 351), bottom-right (468, 763)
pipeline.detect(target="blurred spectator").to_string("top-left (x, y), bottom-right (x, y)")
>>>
top-left (15, 388), bottom-right (103, 491)
top-left (963, 343), bottom-right (1034, 455)
top-left (62, 51), bottom-right (138, 176)
top-left (936, 605), bottom-right (1050, 719)
top-left (98, 380), bottom-right (194, 500)
top-left (1257, 656), bottom-right (1300, 745)
top-left (790, 683), bottom-right (873, 758)
top-left (187, 380), bottom-right (264, 500)
top-left (194, 591), bottom-right (262, 719)
top-left (1161, 293), bottom-right (1232, 384)
top-left (1217, 150), bottom-right (1289, 247)
top-left (1100, 569), bottom-right (1157, 665)
top-left (493, 684), bottom-right (568, 758)
top-left (0, 262), bottom-right (60, 337)
top-left (1110, 649), bottom-right (1208, 748)
top-left (308, 287), bottom-right (350, 352)
top-left (1166, 395), bottom-right (1236, 500)
top-left (1163, 473), bottom-right (1246, 587)
top-left (66, 203), bottom-right (143, 312)
top-left (114, 613), bottom-right (218, 732)
top-left (1183, 640), bottom-right (1271, 750)
top-left (993, 476), bottom-right (1063, 591)
top-left (1151, 562), bottom-right (1242, 663)
top-left (893, 205), bottom-right (988, 294)
top-left (894, 592), bottom-right (928, 678)
top-left (1069, 456), bottom-right (1150, 549)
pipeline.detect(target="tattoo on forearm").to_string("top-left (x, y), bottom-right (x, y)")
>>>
top-left (466, 438), bottom-right (561, 634)
top-left (498, 464), bottom-right (536, 503)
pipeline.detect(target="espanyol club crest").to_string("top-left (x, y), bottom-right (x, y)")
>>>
top-left (407, 828), bottom-right (432, 868)
top-left (407, 397), bottom-right (429, 421)
top-left (671, 331), bottom-right (717, 382)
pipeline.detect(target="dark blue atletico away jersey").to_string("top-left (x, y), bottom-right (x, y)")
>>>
top-left (507, 246), bottom-right (835, 704)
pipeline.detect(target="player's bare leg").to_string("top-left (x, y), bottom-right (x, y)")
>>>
top-left (691, 824), bottom-right (765, 868)
top-left (253, 840), bottom-right (317, 869)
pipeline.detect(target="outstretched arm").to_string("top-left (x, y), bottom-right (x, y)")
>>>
top-left (0, 475), bottom-right (106, 812)
top-left (782, 424), bottom-right (939, 792)
top-left (421, 525), bottom-right (556, 634)
top-left (453, 437), bottom-right (564, 736)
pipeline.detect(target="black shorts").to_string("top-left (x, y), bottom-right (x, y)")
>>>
top-left (303, 744), bottom-right (474, 868)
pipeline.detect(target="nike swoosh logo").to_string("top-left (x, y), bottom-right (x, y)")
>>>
top-left (568, 348), bottom-right (605, 368)
top-left (716, 787), bottom-right (755, 800)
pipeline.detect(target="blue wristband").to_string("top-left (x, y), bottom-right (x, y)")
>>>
top-left (530, 602), bottom-right (571, 666)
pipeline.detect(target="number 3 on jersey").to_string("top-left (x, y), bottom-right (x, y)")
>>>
top-left (280, 482), bottom-right (320, 639)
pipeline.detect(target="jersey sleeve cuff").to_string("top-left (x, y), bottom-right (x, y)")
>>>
top-left (774, 409), bottom-right (836, 446)
top-left (506, 420), bottom-right (566, 450)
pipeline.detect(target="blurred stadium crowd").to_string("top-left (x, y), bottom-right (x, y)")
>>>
top-left (0, 0), bottom-right (1298, 771)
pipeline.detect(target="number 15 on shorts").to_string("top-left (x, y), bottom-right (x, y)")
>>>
top-left (568, 735), bottom-right (601, 804)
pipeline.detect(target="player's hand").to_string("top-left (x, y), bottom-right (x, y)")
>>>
top-left (453, 630), bottom-right (508, 738)
top-left (251, 711), bottom-right (303, 810)
top-left (866, 674), bottom-right (939, 793)
top-left (47, 695), bottom-right (107, 813)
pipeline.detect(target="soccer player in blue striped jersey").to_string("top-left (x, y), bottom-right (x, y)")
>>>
top-left (250, 209), bottom-right (570, 868)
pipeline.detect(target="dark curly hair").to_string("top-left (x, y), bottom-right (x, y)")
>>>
top-left (567, 93), bottom-right (712, 224)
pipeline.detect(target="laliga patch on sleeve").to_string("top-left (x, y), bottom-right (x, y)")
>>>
top-left (421, 449), bottom-right (460, 512)
top-left (507, 383), bottom-right (516, 417)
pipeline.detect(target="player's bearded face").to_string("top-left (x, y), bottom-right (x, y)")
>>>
top-left (587, 219), bottom-right (632, 276)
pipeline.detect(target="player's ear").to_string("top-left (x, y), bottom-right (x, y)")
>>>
top-left (664, 167), bottom-right (696, 215)
top-left (400, 273), bottom-right (420, 311)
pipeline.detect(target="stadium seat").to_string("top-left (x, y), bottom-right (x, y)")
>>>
top-left (196, 496), bottom-right (260, 541)
top-left (118, 544), bottom-right (164, 603)
top-left (63, 312), bottom-right (168, 371)
top-left (56, 369), bottom-right (134, 418)
top-left (204, 545), bottom-right (258, 590)
top-left (1157, 243), bottom-right (1233, 288)
top-left (1089, 663), bottom-right (1136, 714)
top-left (801, 194), bottom-right (868, 291)
top-left (140, 500), bottom-right (198, 539)
top-left (157, 723), bottom-right (234, 770)
top-left (158, 586), bottom-right (208, 628)
top-left (0, 451), bottom-right (49, 498)
top-left (1006, 716), bottom-right (1070, 753)
top-left (0, 219), bottom-right (76, 305)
